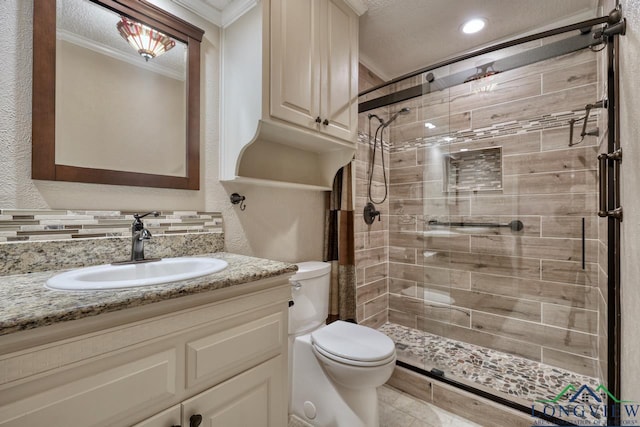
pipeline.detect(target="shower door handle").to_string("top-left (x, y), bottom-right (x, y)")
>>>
top-left (598, 149), bottom-right (623, 220)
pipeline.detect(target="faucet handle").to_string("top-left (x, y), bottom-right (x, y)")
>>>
top-left (133, 211), bottom-right (159, 220)
top-left (139, 228), bottom-right (152, 240)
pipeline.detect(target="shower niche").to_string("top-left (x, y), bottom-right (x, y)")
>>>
top-left (442, 146), bottom-right (502, 193)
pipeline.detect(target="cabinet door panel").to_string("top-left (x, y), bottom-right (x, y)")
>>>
top-left (181, 356), bottom-right (285, 427)
top-left (0, 350), bottom-right (176, 427)
top-left (320, 0), bottom-right (358, 141)
top-left (271, 0), bottom-right (321, 128)
top-left (132, 405), bottom-right (181, 427)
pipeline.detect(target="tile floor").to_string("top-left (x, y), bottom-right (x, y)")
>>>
top-left (378, 385), bottom-right (481, 427)
top-left (379, 322), bottom-right (600, 404)
top-left (288, 385), bottom-right (479, 427)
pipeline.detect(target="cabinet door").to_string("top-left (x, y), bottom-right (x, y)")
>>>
top-left (270, 0), bottom-right (321, 129)
top-left (181, 356), bottom-right (285, 427)
top-left (132, 405), bottom-right (181, 427)
top-left (319, 0), bottom-right (358, 141)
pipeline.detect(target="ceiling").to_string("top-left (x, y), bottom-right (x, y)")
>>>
top-left (359, 0), bottom-right (599, 80)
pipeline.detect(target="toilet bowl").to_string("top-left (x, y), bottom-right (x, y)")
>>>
top-left (289, 262), bottom-right (396, 427)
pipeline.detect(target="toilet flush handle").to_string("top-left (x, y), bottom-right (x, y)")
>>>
top-left (291, 281), bottom-right (302, 291)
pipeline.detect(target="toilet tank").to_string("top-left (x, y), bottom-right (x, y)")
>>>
top-left (289, 261), bottom-right (331, 335)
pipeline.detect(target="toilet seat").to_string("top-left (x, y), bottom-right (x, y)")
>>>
top-left (311, 321), bottom-right (396, 367)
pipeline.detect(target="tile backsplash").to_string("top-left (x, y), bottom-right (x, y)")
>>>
top-left (0, 210), bottom-right (224, 275)
top-left (0, 210), bottom-right (222, 242)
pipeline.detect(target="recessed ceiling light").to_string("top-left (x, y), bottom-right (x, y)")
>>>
top-left (462, 18), bottom-right (486, 34)
top-left (424, 122), bottom-right (436, 129)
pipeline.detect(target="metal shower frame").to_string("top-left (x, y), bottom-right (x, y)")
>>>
top-left (358, 6), bottom-right (625, 426)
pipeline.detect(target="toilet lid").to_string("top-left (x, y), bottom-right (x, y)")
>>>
top-left (311, 321), bottom-right (396, 363)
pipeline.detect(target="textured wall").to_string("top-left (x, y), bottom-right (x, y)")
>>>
top-left (386, 48), bottom-right (601, 377)
top-left (619, 0), bottom-right (640, 412)
top-left (0, 0), bottom-right (325, 263)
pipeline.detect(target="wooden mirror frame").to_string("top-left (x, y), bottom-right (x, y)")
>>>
top-left (32, 0), bottom-right (204, 190)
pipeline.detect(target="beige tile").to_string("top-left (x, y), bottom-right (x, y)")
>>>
top-left (542, 348), bottom-right (599, 378)
top-left (390, 294), bottom-right (471, 327)
top-left (423, 250), bottom-right (541, 279)
top-left (503, 146), bottom-right (598, 175)
top-left (364, 294), bottom-right (389, 319)
top-left (389, 246), bottom-right (418, 264)
top-left (421, 197), bottom-right (472, 217)
top-left (470, 193), bottom-right (597, 217)
top-left (541, 216), bottom-right (597, 239)
top-left (502, 170), bottom-right (597, 195)
top-left (392, 112), bottom-right (471, 141)
top-left (542, 303), bottom-right (598, 334)
top-left (390, 277), bottom-right (417, 295)
top-left (470, 273), bottom-right (598, 309)
top-left (357, 278), bottom-right (388, 306)
top-left (389, 308), bottom-right (418, 329)
top-left (365, 262), bottom-right (387, 284)
top-left (390, 182), bottom-right (425, 200)
top-left (431, 384), bottom-right (534, 427)
top-left (379, 402), bottom-right (418, 427)
top-left (541, 259), bottom-right (598, 286)
top-left (449, 287), bottom-right (542, 322)
top-left (360, 308), bottom-right (388, 329)
top-left (424, 266), bottom-right (471, 289)
top-left (390, 149), bottom-right (418, 168)
top-left (543, 60), bottom-right (597, 94)
top-left (390, 231), bottom-right (470, 252)
top-left (469, 235), bottom-right (598, 263)
top-left (471, 311), bottom-right (597, 357)
top-left (386, 367), bottom-right (432, 403)
top-left (389, 262), bottom-right (423, 282)
top-left (390, 165), bottom-right (424, 184)
top-left (472, 84), bottom-right (597, 129)
top-left (418, 319), bottom-right (542, 361)
top-left (389, 214), bottom-right (418, 232)
top-left (356, 246), bottom-right (388, 269)
top-left (356, 230), bottom-right (387, 250)
top-left (445, 131), bottom-right (541, 156)
top-left (449, 74), bottom-right (541, 114)
top-left (541, 126), bottom-right (597, 151)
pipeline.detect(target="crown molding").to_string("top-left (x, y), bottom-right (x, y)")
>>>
top-left (57, 28), bottom-right (185, 81)
top-left (343, 0), bottom-right (367, 16)
top-left (171, 0), bottom-right (223, 26)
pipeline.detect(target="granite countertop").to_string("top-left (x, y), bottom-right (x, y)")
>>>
top-left (0, 253), bottom-right (297, 336)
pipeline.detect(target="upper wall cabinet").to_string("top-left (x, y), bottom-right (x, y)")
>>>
top-left (220, 0), bottom-right (364, 190)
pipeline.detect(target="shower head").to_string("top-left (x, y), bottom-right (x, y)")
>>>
top-left (383, 107), bottom-right (410, 127)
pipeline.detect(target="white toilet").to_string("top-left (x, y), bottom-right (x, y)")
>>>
top-left (289, 262), bottom-right (396, 427)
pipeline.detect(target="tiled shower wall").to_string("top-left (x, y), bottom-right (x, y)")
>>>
top-left (386, 48), bottom-right (603, 377)
top-left (355, 64), bottom-right (390, 327)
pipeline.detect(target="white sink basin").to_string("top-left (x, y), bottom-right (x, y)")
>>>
top-left (46, 257), bottom-right (228, 291)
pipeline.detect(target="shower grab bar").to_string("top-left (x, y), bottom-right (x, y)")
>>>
top-left (427, 219), bottom-right (524, 232)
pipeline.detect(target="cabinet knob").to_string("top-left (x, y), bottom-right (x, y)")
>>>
top-left (323, 119), bottom-right (329, 126)
top-left (315, 116), bottom-right (321, 124)
top-left (190, 414), bottom-right (203, 427)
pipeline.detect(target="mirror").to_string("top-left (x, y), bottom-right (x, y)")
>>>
top-left (32, 0), bottom-right (204, 190)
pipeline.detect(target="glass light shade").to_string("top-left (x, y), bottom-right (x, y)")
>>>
top-left (117, 17), bottom-right (176, 61)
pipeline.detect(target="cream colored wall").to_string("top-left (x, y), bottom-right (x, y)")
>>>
top-left (619, 0), bottom-right (640, 410)
top-left (0, 0), bottom-right (325, 263)
top-left (56, 40), bottom-right (187, 177)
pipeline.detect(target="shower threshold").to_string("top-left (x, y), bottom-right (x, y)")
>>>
top-left (379, 322), bottom-right (605, 426)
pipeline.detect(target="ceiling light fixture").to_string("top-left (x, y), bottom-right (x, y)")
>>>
top-left (117, 17), bottom-right (176, 61)
top-left (462, 18), bottom-right (486, 34)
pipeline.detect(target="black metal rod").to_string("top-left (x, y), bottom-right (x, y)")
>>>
top-left (581, 217), bottom-right (586, 270)
top-left (428, 219), bottom-right (524, 232)
top-left (359, 12), bottom-right (619, 97)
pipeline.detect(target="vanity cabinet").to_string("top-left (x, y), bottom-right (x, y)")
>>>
top-left (220, 0), bottom-right (364, 190)
top-left (0, 279), bottom-right (290, 427)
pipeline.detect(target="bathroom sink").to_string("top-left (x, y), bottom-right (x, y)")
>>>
top-left (46, 257), bottom-right (228, 291)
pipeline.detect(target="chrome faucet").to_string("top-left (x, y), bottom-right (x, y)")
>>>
top-left (130, 211), bottom-right (159, 262)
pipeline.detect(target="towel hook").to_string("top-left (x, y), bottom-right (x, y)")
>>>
top-left (230, 193), bottom-right (246, 211)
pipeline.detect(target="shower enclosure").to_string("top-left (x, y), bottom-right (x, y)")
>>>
top-left (356, 8), bottom-right (623, 426)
